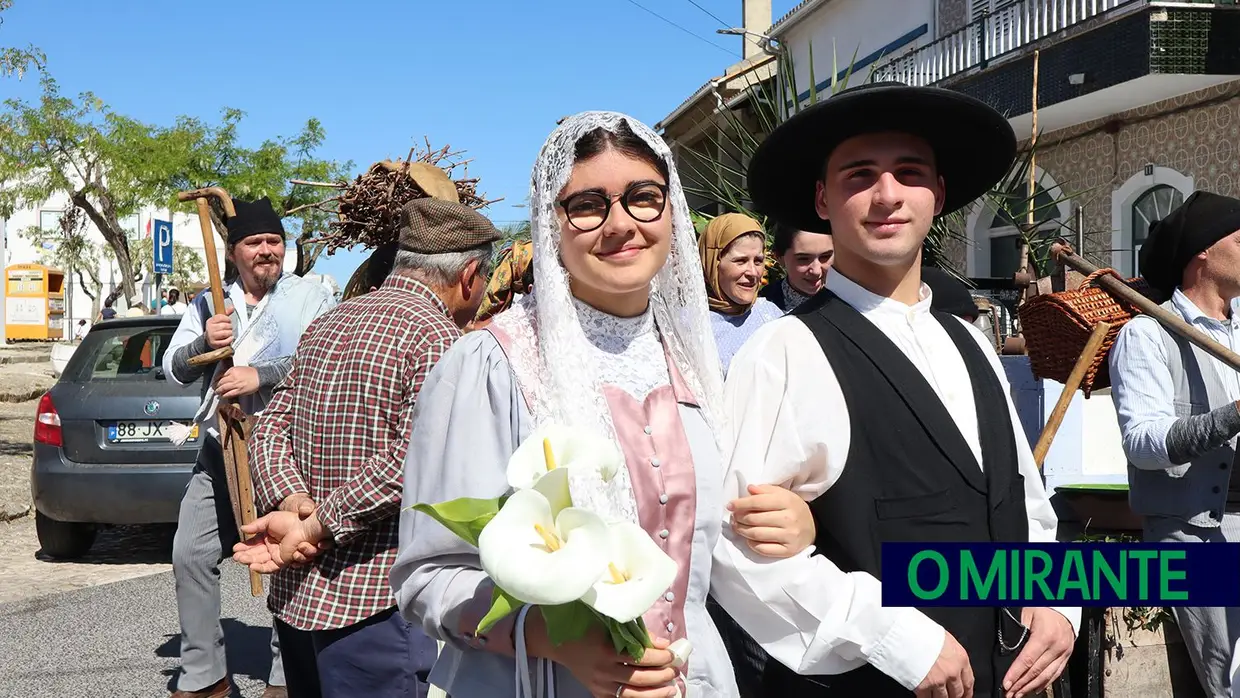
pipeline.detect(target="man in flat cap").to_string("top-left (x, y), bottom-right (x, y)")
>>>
top-left (234, 197), bottom-right (501, 697)
top-left (1109, 190), bottom-right (1240, 695)
top-left (708, 81), bottom-right (1079, 698)
top-left (164, 196), bottom-right (335, 698)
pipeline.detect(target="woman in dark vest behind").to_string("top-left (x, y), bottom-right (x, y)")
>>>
top-left (760, 222), bottom-right (834, 313)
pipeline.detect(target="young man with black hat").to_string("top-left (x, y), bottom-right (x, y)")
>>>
top-left (708, 82), bottom-right (1079, 698)
top-left (231, 197), bottom-right (500, 698)
top-left (162, 196), bottom-right (336, 698)
top-left (1109, 190), bottom-right (1240, 696)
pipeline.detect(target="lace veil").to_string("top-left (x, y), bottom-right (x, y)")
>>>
top-left (491, 111), bottom-right (727, 524)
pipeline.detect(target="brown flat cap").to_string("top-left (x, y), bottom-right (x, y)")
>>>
top-left (398, 198), bottom-right (502, 254)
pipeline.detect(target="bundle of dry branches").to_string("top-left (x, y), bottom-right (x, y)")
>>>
top-left (292, 141), bottom-right (501, 254)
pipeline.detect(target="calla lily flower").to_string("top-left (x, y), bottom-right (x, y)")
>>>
top-left (582, 521), bottom-right (679, 623)
top-left (478, 488), bottom-right (610, 606)
top-left (507, 424), bottom-right (623, 493)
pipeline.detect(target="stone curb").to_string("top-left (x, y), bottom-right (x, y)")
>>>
top-left (0, 485), bottom-right (32, 523)
top-left (0, 388), bottom-right (48, 404)
top-left (0, 356), bottom-right (46, 366)
top-left (0, 501), bottom-right (32, 523)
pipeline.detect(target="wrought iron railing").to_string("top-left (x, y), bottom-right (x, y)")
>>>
top-left (873, 0), bottom-right (1137, 86)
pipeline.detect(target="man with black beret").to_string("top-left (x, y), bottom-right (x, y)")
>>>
top-left (1109, 190), bottom-right (1240, 696)
top-left (163, 196), bottom-right (336, 698)
top-left (233, 197), bottom-right (501, 697)
top-left (708, 81), bottom-right (1079, 698)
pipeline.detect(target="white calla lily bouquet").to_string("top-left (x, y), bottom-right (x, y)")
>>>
top-left (412, 424), bottom-right (692, 665)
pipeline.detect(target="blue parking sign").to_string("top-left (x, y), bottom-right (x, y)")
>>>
top-left (153, 219), bottom-right (173, 274)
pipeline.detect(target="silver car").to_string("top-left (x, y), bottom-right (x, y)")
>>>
top-left (31, 316), bottom-right (206, 558)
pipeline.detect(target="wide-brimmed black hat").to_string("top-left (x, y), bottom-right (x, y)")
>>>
top-left (747, 81), bottom-right (1017, 234)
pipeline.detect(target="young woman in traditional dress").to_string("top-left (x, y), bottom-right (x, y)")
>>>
top-left (390, 112), bottom-right (815, 698)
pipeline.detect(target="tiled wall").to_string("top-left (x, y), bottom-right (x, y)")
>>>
top-left (1038, 80), bottom-right (1240, 265)
top-left (943, 80), bottom-right (1240, 275)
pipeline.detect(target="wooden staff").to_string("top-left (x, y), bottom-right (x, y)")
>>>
top-left (1033, 321), bottom-right (1111, 468)
top-left (1049, 241), bottom-right (1240, 374)
top-left (179, 188), bottom-right (235, 367)
top-left (176, 186), bottom-right (263, 598)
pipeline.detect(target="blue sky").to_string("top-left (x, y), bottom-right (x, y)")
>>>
top-left (2, 0), bottom-right (798, 286)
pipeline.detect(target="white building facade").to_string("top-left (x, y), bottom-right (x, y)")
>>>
top-left (1, 195), bottom-right (300, 340)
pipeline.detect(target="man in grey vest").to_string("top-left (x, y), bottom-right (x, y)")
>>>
top-left (1110, 190), bottom-right (1240, 696)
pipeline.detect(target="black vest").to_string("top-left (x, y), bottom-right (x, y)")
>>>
top-left (715, 290), bottom-right (1031, 698)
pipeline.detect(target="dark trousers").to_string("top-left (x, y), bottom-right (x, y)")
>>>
top-left (274, 606), bottom-right (437, 698)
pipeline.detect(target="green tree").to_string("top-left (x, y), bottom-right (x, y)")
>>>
top-left (19, 207), bottom-right (108, 317)
top-left (0, 75), bottom-right (167, 299)
top-left (162, 109), bottom-right (352, 275)
top-left (0, 73), bottom-right (347, 305)
top-left (21, 209), bottom-right (206, 316)
top-left (0, 0), bottom-right (45, 80)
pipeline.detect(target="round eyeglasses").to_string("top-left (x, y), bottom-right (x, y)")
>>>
top-left (558, 182), bottom-right (669, 232)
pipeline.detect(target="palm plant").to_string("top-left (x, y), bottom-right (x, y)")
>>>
top-left (674, 40), bottom-right (1083, 285)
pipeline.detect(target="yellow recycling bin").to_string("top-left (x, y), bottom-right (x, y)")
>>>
top-left (5, 264), bottom-right (66, 341)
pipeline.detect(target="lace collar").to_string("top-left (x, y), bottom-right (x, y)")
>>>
top-left (781, 278), bottom-right (813, 312)
top-left (572, 297), bottom-right (657, 348)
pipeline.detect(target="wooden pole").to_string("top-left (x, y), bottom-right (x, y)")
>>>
top-left (183, 192), bottom-right (233, 366)
top-left (1017, 49), bottom-right (1040, 309)
top-left (176, 187), bottom-right (262, 598)
top-left (1033, 321), bottom-right (1112, 468)
top-left (1050, 242), bottom-right (1240, 374)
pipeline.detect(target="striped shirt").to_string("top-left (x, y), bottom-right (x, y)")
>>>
top-left (1110, 289), bottom-right (1240, 469)
top-left (250, 274), bottom-right (461, 630)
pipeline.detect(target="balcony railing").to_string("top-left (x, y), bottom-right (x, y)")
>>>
top-left (873, 0), bottom-right (1137, 87)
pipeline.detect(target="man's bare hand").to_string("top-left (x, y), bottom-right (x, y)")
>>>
top-left (233, 511), bottom-right (329, 574)
top-left (915, 632), bottom-right (974, 698)
top-left (1002, 608), bottom-right (1074, 698)
top-left (727, 484), bottom-right (816, 558)
top-left (205, 306), bottom-right (235, 349)
top-left (279, 493), bottom-right (316, 518)
top-left (216, 366), bottom-right (260, 399)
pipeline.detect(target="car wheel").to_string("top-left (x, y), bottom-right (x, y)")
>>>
top-left (35, 511), bottom-right (98, 559)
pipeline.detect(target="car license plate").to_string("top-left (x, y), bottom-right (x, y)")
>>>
top-left (107, 421), bottom-right (198, 443)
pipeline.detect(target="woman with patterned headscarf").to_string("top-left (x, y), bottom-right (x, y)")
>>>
top-left (472, 238), bottom-right (535, 328)
top-left (697, 213), bottom-right (783, 374)
top-left (391, 112), bottom-right (816, 698)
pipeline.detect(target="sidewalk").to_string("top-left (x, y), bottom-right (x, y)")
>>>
top-left (0, 345), bottom-right (54, 521)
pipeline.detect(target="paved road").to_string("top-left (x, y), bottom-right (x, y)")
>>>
top-left (0, 557), bottom-right (277, 698)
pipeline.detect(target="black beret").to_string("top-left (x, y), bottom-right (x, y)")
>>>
top-left (1139, 190), bottom-right (1240, 298)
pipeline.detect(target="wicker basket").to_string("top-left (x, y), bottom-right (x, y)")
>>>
top-left (1017, 269), bottom-right (1158, 396)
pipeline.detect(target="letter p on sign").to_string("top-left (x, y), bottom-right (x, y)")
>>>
top-left (153, 219), bottom-right (173, 275)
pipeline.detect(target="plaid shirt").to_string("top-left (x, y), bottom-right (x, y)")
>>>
top-left (250, 274), bottom-right (461, 630)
